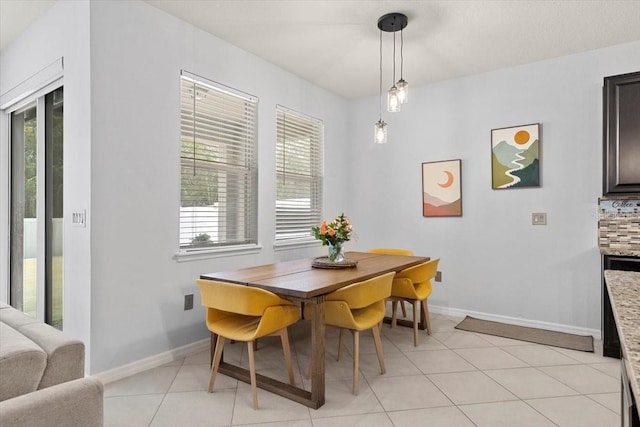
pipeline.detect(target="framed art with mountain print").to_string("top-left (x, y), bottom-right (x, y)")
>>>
top-left (422, 159), bottom-right (462, 217)
top-left (491, 123), bottom-right (540, 189)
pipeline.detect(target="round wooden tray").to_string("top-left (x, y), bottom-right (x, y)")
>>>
top-left (312, 257), bottom-right (358, 269)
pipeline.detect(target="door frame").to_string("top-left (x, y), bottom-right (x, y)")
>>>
top-left (1, 79), bottom-right (63, 322)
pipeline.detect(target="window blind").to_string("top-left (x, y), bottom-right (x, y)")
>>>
top-left (275, 106), bottom-right (324, 241)
top-left (180, 72), bottom-right (258, 250)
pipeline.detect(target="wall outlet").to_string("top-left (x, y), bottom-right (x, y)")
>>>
top-left (184, 294), bottom-right (194, 310)
top-left (532, 212), bottom-right (547, 225)
top-left (435, 271), bottom-right (442, 282)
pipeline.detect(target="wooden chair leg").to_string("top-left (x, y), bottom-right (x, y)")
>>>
top-left (210, 331), bottom-right (217, 367)
top-left (247, 341), bottom-right (258, 409)
top-left (412, 300), bottom-right (419, 347)
top-left (279, 328), bottom-right (295, 386)
top-left (209, 335), bottom-right (226, 392)
top-left (391, 300), bottom-right (398, 328)
top-left (352, 330), bottom-right (360, 395)
top-left (401, 301), bottom-right (407, 317)
top-left (337, 328), bottom-right (344, 361)
top-left (371, 323), bottom-right (386, 374)
top-left (421, 299), bottom-right (432, 335)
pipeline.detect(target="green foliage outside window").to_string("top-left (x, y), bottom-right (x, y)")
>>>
top-left (180, 138), bottom-right (219, 207)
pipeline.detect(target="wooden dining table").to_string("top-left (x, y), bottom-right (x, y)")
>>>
top-left (199, 251), bottom-right (429, 409)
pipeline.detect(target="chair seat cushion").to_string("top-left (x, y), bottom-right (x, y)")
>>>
top-left (208, 305), bottom-right (300, 341)
top-left (322, 300), bottom-right (385, 331)
top-left (414, 282), bottom-right (432, 300)
top-left (209, 313), bottom-right (262, 341)
top-left (392, 278), bottom-right (432, 300)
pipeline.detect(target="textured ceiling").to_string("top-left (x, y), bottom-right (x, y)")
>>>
top-left (3, 1), bottom-right (640, 99)
top-left (0, 0), bottom-right (56, 51)
top-left (144, 0), bottom-right (640, 98)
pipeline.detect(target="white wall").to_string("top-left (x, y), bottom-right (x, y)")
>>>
top-left (0, 1), bottom-right (93, 368)
top-left (347, 40), bottom-right (640, 334)
top-left (88, 1), bottom-right (349, 373)
top-left (4, 0), bottom-right (640, 374)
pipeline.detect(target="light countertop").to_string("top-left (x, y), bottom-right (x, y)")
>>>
top-left (601, 248), bottom-right (640, 257)
top-left (604, 270), bottom-right (640, 402)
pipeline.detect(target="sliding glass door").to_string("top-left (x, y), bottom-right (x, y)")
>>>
top-left (10, 103), bottom-right (37, 317)
top-left (10, 86), bottom-right (63, 329)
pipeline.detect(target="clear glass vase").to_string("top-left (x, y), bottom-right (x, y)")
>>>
top-left (327, 240), bottom-right (345, 263)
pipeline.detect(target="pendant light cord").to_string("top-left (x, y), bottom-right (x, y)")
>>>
top-left (392, 30), bottom-right (397, 84)
top-left (379, 28), bottom-right (383, 119)
top-left (400, 28), bottom-right (404, 79)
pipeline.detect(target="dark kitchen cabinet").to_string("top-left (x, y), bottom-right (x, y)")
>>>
top-left (604, 71), bottom-right (640, 195)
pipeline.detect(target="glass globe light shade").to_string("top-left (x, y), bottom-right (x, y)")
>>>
top-left (387, 86), bottom-right (401, 112)
top-left (396, 78), bottom-right (408, 104)
top-left (374, 120), bottom-right (388, 144)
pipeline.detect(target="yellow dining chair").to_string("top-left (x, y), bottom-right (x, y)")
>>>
top-left (368, 248), bottom-right (414, 317)
top-left (305, 271), bottom-right (395, 395)
top-left (196, 279), bottom-right (301, 409)
top-left (390, 258), bottom-right (440, 346)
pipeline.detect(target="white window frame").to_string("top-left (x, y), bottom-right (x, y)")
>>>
top-left (274, 105), bottom-right (323, 249)
top-left (176, 71), bottom-right (260, 260)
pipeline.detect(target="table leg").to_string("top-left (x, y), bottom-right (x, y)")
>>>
top-left (310, 296), bottom-right (326, 408)
top-left (210, 298), bottom-right (326, 409)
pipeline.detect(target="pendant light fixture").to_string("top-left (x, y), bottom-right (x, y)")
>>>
top-left (378, 13), bottom-right (408, 113)
top-left (374, 28), bottom-right (387, 144)
top-left (374, 13), bottom-right (408, 144)
top-left (396, 26), bottom-right (409, 104)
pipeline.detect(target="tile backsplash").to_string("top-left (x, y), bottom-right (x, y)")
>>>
top-left (599, 197), bottom-right (640, 256)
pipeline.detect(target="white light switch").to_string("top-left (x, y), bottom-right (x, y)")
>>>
top-left (72, 210), bottom-right (86, 228)
top-left (532, 212), bottom-right (547, 225)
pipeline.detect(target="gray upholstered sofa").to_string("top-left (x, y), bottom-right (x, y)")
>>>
top-left (0, 301), bottom-right (103, 427)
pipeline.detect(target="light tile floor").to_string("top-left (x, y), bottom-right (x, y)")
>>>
top-left (104, 313), bottom-right (621, 427)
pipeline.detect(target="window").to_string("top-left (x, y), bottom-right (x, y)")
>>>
top-left (275, 106), bottom-right (323, 242)
top-left (180, 72), bottom-right (258, 251)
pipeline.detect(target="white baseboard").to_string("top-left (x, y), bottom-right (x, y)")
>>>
top-left (94, 339), bottom-right (209, 384)
top-left (429, 305), bottom-right (601, 340)
top-left (94, 305), bottom-right (601, 384)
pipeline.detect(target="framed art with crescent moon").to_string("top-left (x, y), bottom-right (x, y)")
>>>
top-left (491, 123), bottom-right (540, 189)
top-left (422, 159), bottom-right (462, 217)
